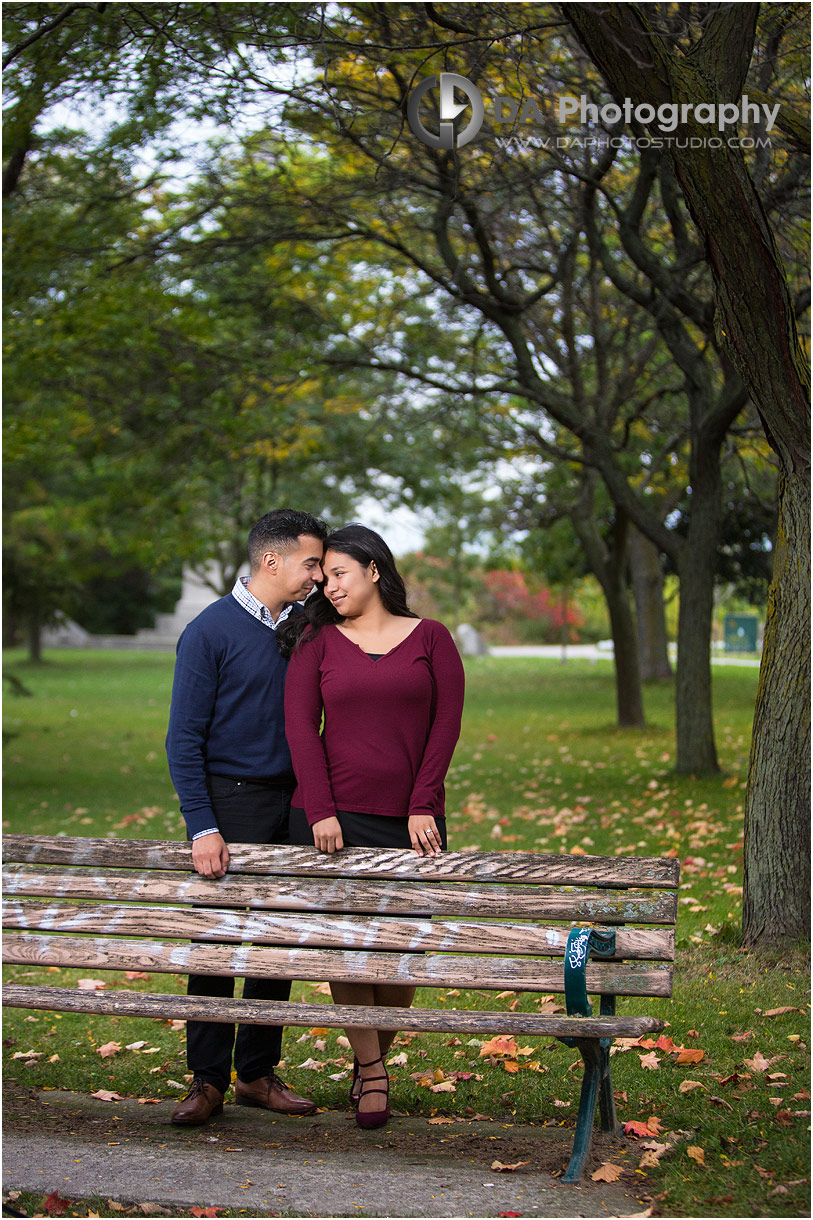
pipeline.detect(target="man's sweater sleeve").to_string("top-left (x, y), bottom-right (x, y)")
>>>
top-left (408, 622), bottom-right (465, 818)
top-left (165, 624), bottom-right (219, 838)
top-left (284, 637), bottom-right (338, 826)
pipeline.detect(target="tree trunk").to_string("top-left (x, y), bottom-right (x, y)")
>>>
top-left (743, 467), bottom-right (811, 944)
top-left (674, 426), bottom-right (723, 774)
top-left (27, 617), bottom-right (42, 664)
top-left (604, 573), bottom-right (646, 729)
top-left (565, 0), bottom-right (810, 943)
top-left (571, 489), bottom-right (645, 728)
top-left (628, 528), bottom-right (671, 681)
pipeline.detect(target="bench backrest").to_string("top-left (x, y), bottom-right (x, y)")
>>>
top-left (3, 835), bottom-right (678, 1000)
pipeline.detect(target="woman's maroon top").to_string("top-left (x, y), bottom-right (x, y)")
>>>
top-left (284, 619), bottom-right (465, 826)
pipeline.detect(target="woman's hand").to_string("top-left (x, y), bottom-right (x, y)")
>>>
top-left (408, 815), bottom-right (442, 857)
top-left (313, 815), bottom-right (344, 854)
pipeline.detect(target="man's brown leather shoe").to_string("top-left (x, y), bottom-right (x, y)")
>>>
top-left (171, 1077), bottom-right (224, 1125)
top-left (235, 1072), bottom-right (316, 1115)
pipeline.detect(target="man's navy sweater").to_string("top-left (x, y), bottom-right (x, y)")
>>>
top-left (166, 595), bottom-right (295, 838)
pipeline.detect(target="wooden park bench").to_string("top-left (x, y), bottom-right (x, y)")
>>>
top-left (2, 834), bottom-right (678, 1183)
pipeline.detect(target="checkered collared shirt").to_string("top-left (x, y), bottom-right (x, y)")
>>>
top-left (231, 575), bottom-right (295, 630)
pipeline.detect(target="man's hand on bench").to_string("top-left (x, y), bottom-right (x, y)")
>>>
top-left (192, 833), bottom-right (230, 878)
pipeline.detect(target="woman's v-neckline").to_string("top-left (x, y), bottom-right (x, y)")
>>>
top-left (333, 619), bottom-right (424, 661)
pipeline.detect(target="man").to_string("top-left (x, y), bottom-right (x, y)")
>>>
top-left (166, 507), bottom-right (327, 1125)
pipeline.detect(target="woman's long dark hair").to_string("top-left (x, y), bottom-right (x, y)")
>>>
top-left (276, 524), bottom-right (417, 658)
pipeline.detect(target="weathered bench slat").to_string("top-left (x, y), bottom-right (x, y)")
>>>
top-left (1, 865), bottom-right (678, 924)
top-left (2, 932), bottom-right (673, 995)
top-left (2, 836), bottom-right (680, 889)
top-left (1, 984), bottom-right (665, 1039)
top-left (2, 898), bottom-right (676, 960)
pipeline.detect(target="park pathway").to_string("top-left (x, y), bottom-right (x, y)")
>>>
top-left (3, 1083), bottom-right (650, 1218)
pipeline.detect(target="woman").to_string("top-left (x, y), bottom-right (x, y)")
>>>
top-left (279, 525), bottom-right (465, 1129)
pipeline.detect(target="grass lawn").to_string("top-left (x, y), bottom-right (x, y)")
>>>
top-left (2, 648), bottom-right (809, 1219)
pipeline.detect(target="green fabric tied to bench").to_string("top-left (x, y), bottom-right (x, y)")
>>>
top-left (562, 925), bottom-right (617, 1043)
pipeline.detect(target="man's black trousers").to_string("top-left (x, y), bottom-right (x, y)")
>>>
top-left (186, 775), bottom-right (293, 1093)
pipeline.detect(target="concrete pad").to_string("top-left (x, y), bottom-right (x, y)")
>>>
top-left (2, 1085), bottom-right (652, 1218)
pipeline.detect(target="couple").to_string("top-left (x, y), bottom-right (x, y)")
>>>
top-left (165, 508), bottom-right (465, 1130)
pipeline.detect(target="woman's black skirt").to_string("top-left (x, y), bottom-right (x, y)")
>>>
top-left (288, 807), bottom-right (447, 851)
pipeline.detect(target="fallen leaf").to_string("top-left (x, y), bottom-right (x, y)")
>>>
top-left (44, 1191), bottom-right (73, 1215)
top-left (709, 1096), bottom-right (734, 1111)
top-left (479, 1035), bottom-right (518, 1058)
top-left (387, 1052), bottom-right (408, 1067)
top-left (90, 1089), bottom-right (125, 1102)
top-left (77, 978), bottom-right (107, 990)
top-left (639, 1051), bottom-right (660, 1070)
top-left (189, 1209), bottom-right (224, 1217)
top-left (744, 1051), bottom-right (773, 1073)
top-left (675, 1048), bottom-right (705, 1064)
top-left (297, 1058), bottom-right (325, 1070)
top-left (678, 1080), bottom-right (705, 1093)
top-left (716, 1071), bottom-right (750, 1086)
top-left (638, 1141), bottom-right (669, 1168)
top-left (97, 1041), bottom-right (122, 1059)
top-left (761, 1007), bottom-right (804, 1018)
top-left (126, 1041), bottom-right (148, 1051)
top-left (687, 1145), bottom-right (706, 1165)
top-left (503, 1059), bottom-right (520, 1074)
top-left (591, 1162), bottom-right (625, 1181)
top-left (11, 1050), bottom-right (43, 1060)
top-left (430, 1080), bottom-right (456, 1092)
top-left (622, 1117), bottom-right (664, 1137)
top-left (124, 971), bottom-right (150, 981)
top-left (428, 1116), bottom-right (455, 1124)
top-left (491, 1160), bottom-right (531, 1172)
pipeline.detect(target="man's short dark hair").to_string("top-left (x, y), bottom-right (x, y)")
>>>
top-left (248, 509), bottom-right (328, 570)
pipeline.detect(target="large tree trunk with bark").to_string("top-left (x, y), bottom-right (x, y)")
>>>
top-left (628, 529), bottom-right (671, 681)
top-left (566, 1), bottom-right (810, 945)
top-left (742, 468), bottom-right (811, 943)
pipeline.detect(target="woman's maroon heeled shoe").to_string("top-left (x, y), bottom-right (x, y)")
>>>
top-left (355, 1057), bottom-right (390, 1129)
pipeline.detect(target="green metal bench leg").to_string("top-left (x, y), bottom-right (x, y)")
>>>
top-left (598, 995), bottom-right (619, 1134)
top-left (597, 1043), bottom-right (618, 1133)
top-left (562, 1040), bottom-right (602, 1183)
